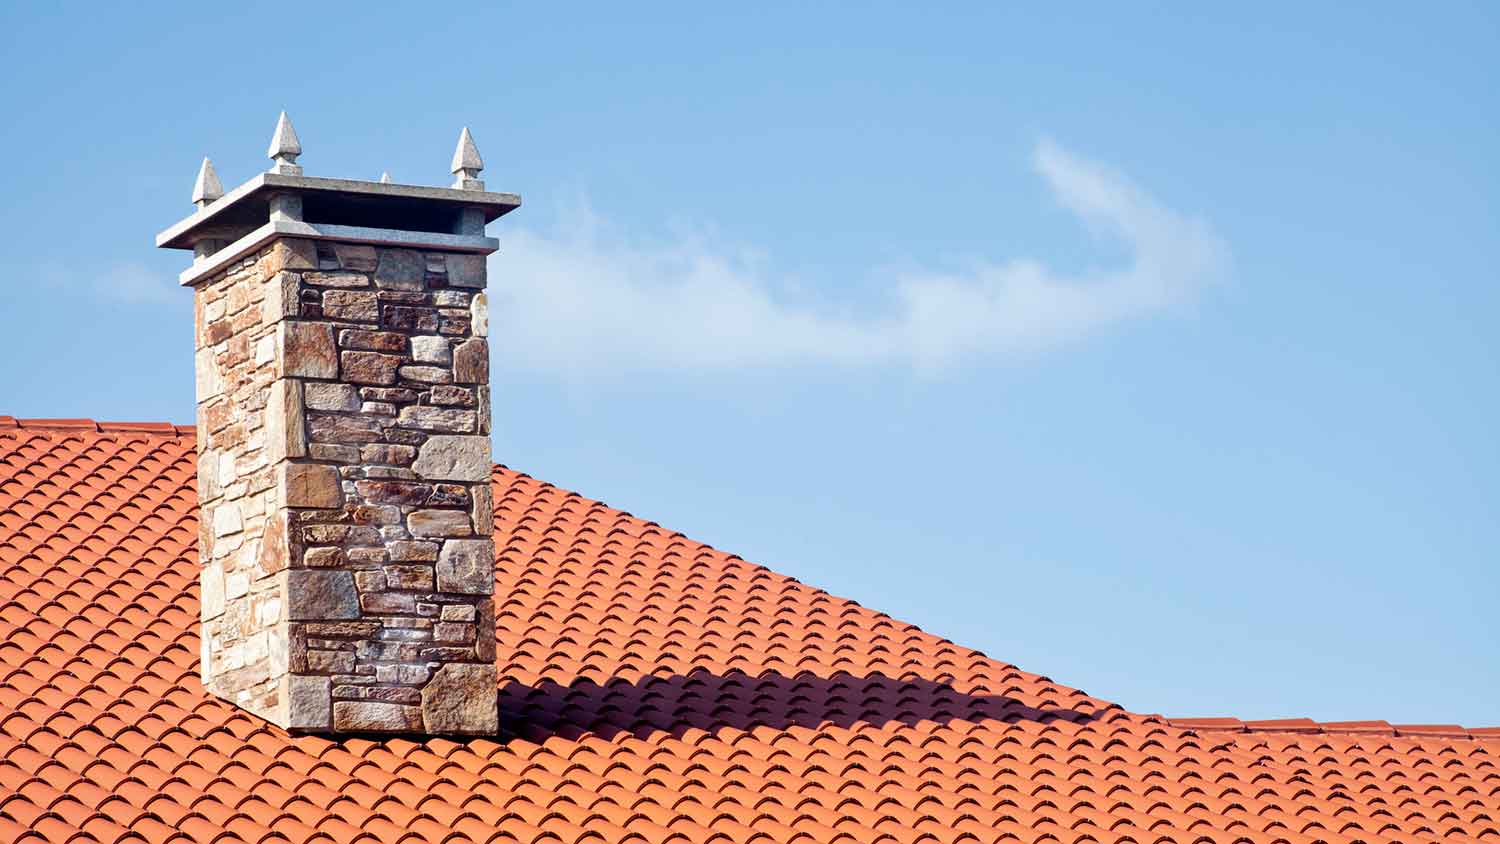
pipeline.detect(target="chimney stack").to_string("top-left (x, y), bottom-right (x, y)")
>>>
top-left (157, 116), bottom-right (519, 734)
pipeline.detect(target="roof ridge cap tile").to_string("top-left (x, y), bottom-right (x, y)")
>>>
top-left (1, 417), bottom-right (197, 438)
top-left (1167, 715), bottom-right (1500, 741)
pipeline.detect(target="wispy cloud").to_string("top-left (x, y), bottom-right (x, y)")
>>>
top-left (34, 261), bottom-right (181, 306)
top-left (491, 139), bottom-right (1227, 376)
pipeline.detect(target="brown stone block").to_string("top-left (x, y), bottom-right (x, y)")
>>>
top-left (287, 675), bottom-right (331, 731)
top-left (385, 565), bottom-right (435, 591)
top-left (340, 351), bottom-right (402, 385)
top-left (307, 650), bottom-right (355, 674)
top-left (278, 321), bottom-right (338, 379)
top-left (332, 244), bottom-right (378, 271)
top-left (338, 329), bottom-right (407, 353)
top-left (428, 484), bottom-right (469, 507)
top-left (409, 510), bottom-right (473, 539)
top-left (421, 663), bottom-right (497, 734)
top-left (436, 539), bottom-right (492, 593)
top-left (308, 413), bottom-right (385, 444)
top-left (382, 305), bottom-right (438, 332)
top-left (452, 339), bottom-right (488, 384)
top-left (262, 239), bottom-right (317, 275)
top-left (355, 479), bottom-right (432, 506)
top-left (361, 592), bottom-right (417, 613)
top-left (282, 463), bottom-right (342, 509)
top-left (308, 443), bottom-right (361, 463)
top-left (323, 290), bottom-right (379, 322)
top-left (332, 701), bottom-right (422, 731)
top-left (360, 444), bottom-right (417, 465)
top-left (303, 547), bottom-right (343, 567)
top-left (433, 622), bottom-right (475, 643)
top-left (361, 387), bottom-right (418, 403)
top-left (475, 600), bottom-right (496, 662)
top-left (303, 271), bottom-right (369, 289)
top-left (471, 484), bottom-right (493, 536)
top-left (389, 541), bottom-right (440, 562)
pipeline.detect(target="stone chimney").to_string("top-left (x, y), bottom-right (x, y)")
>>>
top-left (157, 114), bottom-right (519, 734)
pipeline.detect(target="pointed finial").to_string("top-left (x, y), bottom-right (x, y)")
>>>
top-left (267, 111), bottom-right (303, 175)
top-left (192, 157), bottom-right (224, 208)
top-left (380, 171), bottom-right (392, 183)
top-left (450, 127), bottom-right (484, 190)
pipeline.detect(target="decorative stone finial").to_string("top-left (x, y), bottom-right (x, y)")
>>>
top-left (192, 157), bottom-right (224, 208)
top-left (380, 171), bottom-right (392, 183)
top-left (267, 111), bottom-right (303, 176)
top-left (450, 127), bottom-right (484, 190)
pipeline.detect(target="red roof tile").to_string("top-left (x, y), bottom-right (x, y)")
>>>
top-left (0, 417), bottom-right (1497, 844)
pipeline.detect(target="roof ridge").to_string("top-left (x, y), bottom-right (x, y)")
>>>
top-left (0, 416), bottom-right (195, 437)
top-left (1164, 715), bottom-right (1500, 741)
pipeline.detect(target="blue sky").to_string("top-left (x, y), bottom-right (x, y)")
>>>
top-left (1, 3), bottom-right (1496, 724)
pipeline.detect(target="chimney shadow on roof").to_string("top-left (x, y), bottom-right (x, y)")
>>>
top-left (492, 668), bottom-right (1106, 743)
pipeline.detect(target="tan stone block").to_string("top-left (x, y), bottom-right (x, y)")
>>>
top-left (332, 244), bottom-right (378, 271)
top-left (470, 292), bottom-right (488, 337)
top-left (278, 321), bottom-right (338, 379)
top-left (333, 700), bottom-right (423, 731)
top-left (304, 382), bottom-right (359, 411)
top-left (262, 239), bottom-right (317, 274)
top-left (408, 510), bottom-right (472, 538)
top-left (389, 541), bottom-right (440, 562)
top-left (195, 347), bottom-right (221, 403)
top-left (265, 379), bottom-right (306, 463)
top-left (471, 483), bottom-right (493, 536)
top-left (262, 271), bottom-right (301, 322)
top-left (420, 663), bottom-right (497, 734)
top-left (281, 463), bottom-right (341, 509)
top-left (411, 336), bottom-right (451, 365)
top-left (396, 406), bottom-right (475, 433)
top-left (411, 435), bottom-right (491, 482)
top-left (288, 675), bottom-right (331, 731)
top-left (201, 561), bottom-right (226, 620)
top-left (304, 547), bottom-right (343, 567)
top-left (435, 538), bottom-right (492, 593)
top-left (397, 365), bottom-right (451, 384)
top-left (440, 604), bottom-right (476, 622)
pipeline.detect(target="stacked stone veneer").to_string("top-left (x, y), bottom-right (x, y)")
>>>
top-left (194, 236), bottom-right (497, 734)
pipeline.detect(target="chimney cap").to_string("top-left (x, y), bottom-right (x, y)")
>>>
top-left (191, 157), bottom-right (224, 207)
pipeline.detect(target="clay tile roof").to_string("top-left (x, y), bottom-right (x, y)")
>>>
top-left (1, 417), bottom-right (1498, 843)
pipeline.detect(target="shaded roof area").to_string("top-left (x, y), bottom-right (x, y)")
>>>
top-left (0, 416), bottom-right (1496, 844)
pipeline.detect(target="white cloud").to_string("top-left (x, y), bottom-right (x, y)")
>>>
top-left (490, 139), bottom-right (1227, 376)
top-left (37, 261), bottom-right (180, 306)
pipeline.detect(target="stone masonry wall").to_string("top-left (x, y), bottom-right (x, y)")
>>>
top-left (195, 237), bottom-right (497, 734)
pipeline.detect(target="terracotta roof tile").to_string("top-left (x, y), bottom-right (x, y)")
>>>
top-left (0, 419), bottom-right (1496, 843)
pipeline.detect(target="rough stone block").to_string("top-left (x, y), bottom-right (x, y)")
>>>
top-left (279, 322), bottom-right (338, 379)
top-left (341, 351), bottom-right (402, 385)
top-left (444, 254), bottom-right (486, 288)
top-left (263, 238), bottom-right (317, 274)
top-left (323, 290), bottom-right (379, 322)
top-left (282, 463), bottom-right (341, 508)
top-left (201, 562), bottom-right (226, 619)
top-left (339, 329), bottom-right (407, 352)
top-left (265, 379), bottom-right (306, 463)
top-left (470, 292), bottom-right (489, 337)
top-left (332, 244), bottom-right (378, 271)
top-left (421, 664), bottom-right (497, 734)
top-left (382, 306), bottom-right (439, 332)
top-left (436, 539), bottom-right (493, 594)
top-left (389, 540), bottom-right (440, 562)
top-left (333, 700), bottom-right (423, 731)
top-left (408, 510), bottom-right (473, 538)
top-left (398, 365), bottom-right (451, 384)
top-left (354, 479), bottom-right (432, 506)
top-left (288, 675), bottom-right (332, 731)
top-left (397, 406), bottom-right (475, 433)
top-left (471, 484), bottom-right (494, 536)
top-left (411, 436), bottom-right (491, 482)
top-left (287, 570), bottom-right (359, 620)
top-left (385, 565), bottom-right (435, 590)
top-left (411, 336), bottom-right (451, 364)
top-left (453, 339), bottom-right (488, 384)
top-left (374, 249), bottom-right (424, 290)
